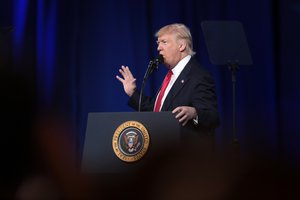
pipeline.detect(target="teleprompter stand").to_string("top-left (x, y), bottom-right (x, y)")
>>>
top-left (201, 21), bottom-right (253, 149)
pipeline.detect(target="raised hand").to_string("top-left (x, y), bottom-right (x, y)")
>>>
top-left (116, 66), bottom-right (137, 97)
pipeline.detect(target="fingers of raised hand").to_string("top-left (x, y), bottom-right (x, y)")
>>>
top-left (121, 66), bottom-right (133, 78)
top-left (118, 66), bottom-right (127, 77)
top-left (116, 75), bottom-right (124, 83)
top-left (117, 66), bottom-right (133, 82)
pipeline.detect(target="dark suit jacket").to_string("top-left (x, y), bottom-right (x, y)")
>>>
top-left (128, 57), bottom-right (220, 146)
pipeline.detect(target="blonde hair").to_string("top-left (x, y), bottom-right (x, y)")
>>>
top-left (155, 23), bottom-right (196, 56)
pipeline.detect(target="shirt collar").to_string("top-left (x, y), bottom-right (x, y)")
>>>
top-left (171, 55), bottom-right (191, 78)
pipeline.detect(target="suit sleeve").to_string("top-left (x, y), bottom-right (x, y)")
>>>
top-left (128, 90), bottom-right (155, 111)
top-left (192, 72), bottom-right (220, 128)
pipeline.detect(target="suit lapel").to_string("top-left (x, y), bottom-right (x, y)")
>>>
top-left (161, 59), bottom-right (193, 111)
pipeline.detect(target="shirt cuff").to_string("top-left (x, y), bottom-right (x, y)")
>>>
top-left (193, 115), bottom-right (198, 125)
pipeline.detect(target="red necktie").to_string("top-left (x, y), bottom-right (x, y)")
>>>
top-left (154, 70), bottom-right (173, 112)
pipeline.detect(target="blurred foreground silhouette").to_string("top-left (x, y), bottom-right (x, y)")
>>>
top-left (1, 67), bottom-right (299, 200)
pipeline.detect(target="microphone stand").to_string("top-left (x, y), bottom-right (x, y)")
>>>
top-left (138, 55), bottom-right (163, 112)
top-left (138, 61), bottom-right (155, 112)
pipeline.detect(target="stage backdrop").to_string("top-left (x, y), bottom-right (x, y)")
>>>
top-left (1, 0), bottom-right (299, 165)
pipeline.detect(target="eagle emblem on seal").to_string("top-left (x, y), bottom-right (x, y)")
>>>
top-left (124, 131), bottom-right (140, 153)
top-left (112, 121), bottom-right (150, 162)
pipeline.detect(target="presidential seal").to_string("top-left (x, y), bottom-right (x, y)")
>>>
top-left (112, 121), bottom-right (150, 162)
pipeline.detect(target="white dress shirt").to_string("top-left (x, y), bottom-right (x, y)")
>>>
top-left (155, 55), bottom-right (191, 111)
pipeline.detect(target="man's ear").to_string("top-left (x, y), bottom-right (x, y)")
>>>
top-left (179, 41), bottom-right (187, 52)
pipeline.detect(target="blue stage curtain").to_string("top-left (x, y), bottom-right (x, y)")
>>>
top-left (1, 0), bottom-right (299, 165)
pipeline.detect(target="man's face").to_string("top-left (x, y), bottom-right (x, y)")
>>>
top-left (156, 33), bottom-right (182, 69)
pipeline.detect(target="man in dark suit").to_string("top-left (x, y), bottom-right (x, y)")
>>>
top-left (116, 23), bottom-right (219, 148)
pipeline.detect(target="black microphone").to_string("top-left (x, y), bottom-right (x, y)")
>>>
top-left (138, 55), bottom-right (164, 112)
top-left (150, 54), bottom-right (164, 69)
top-left (145, 54), bottom-right (164, 80)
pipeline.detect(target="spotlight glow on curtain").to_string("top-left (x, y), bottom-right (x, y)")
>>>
top-left (13, 0), bottom-right (28, 46)
top-left (36, 0), bottom-right (57, 109)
